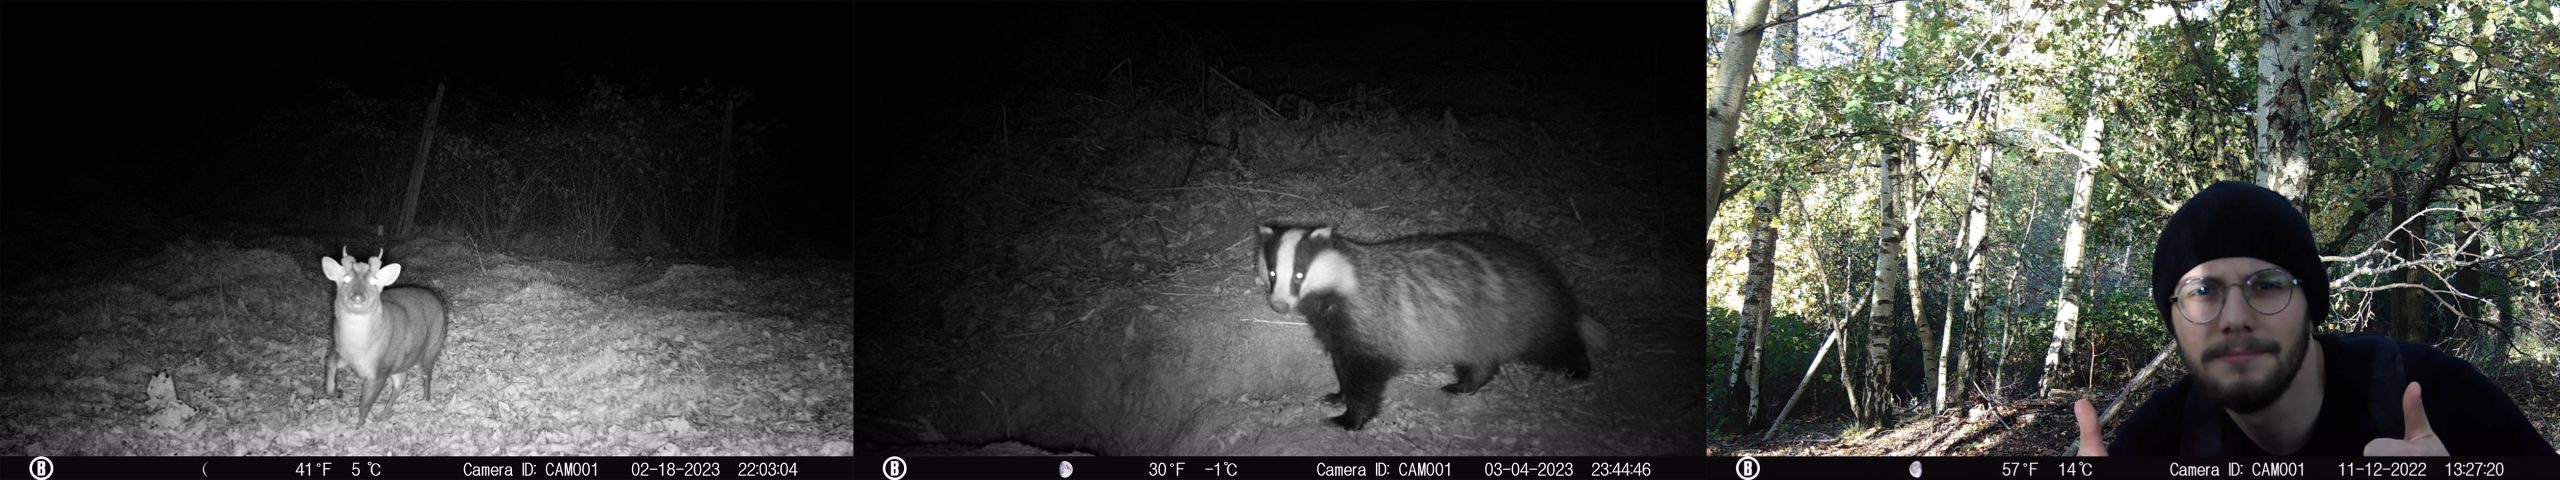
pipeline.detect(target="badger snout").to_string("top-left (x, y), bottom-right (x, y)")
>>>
top-left (1268, 298), bottom-right (1296, 315)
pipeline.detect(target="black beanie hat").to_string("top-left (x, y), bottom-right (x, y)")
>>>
top-left (2152, 181), bottom-right (2329, 328)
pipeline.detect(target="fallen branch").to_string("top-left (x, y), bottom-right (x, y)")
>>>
top-left (2099, 342), bottom-right (2177, 428)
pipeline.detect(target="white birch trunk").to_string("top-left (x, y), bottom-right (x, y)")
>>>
top-left (2038, 114), bottom-right (2106, 397)
top-left (1723, 184), bottom-right (1783, 431)
top-left (2253, 0), bottom-right (2316, 209)
top-left (1865, 145), bottom-right (1906, 426)
top-left (1705, 0), bottom-right (1774, 240)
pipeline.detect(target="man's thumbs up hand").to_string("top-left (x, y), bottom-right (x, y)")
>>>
top-left (2362, 382), bottom-right (2449, 456)
top-left (2075, 398), bottom-right (2108, 456)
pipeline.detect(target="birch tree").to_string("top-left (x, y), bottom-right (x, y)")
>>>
top-left (1941, 144), bottom-right (1993, 411)
top-left (1719, 0), bottom-right (1796, 434)
top-left (2253, 0), bottom-right (2317, 209)
top-left (1706, 0), bottom-right (1774, 247)
top-left (2038, 113), bottom-right (2104, 397)
top-left (1723, 183), bottom-right (1784, 432)
top-left (1863, 142), bottom-right (1905, 427)
top-left (1904, 140), bottom-right (1935, 409)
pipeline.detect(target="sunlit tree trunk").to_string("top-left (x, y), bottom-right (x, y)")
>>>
top-left (2039, 113), bottom-right (2104, 397)
top-left (2254, 0), bottom-right (2317, 211)
top-left (1705, 0), bottom-right (1773, 253)
top-left (1718, 0), bottom-right (1794, 434)
top-left (1722, 183), bottom-right (1784, 432)
top-left (1864, 143), bottom-right (1906, 427)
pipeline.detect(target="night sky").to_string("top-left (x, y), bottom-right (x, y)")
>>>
top-left (2, 2), bottom-right (851, 263)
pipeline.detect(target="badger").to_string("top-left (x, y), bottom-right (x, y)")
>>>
top-left (1257, 223), bottom-right (1605, 430)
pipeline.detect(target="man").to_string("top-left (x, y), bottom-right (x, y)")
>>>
top-left (2074, 181), bottom-right (2554, 456)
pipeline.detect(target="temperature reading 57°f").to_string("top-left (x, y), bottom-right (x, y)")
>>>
top-left (2003, 461), bottom-right (2037, 477)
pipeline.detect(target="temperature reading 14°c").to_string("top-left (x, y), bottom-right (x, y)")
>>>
top-left (2058, 461), bottom-right (2094, 476)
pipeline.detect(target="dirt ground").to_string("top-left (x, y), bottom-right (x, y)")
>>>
top-left (1713, 358), bottom-right (2560, 457)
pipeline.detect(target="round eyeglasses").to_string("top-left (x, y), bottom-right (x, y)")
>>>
top-left (2171, 269), bottom-right (2301, 325)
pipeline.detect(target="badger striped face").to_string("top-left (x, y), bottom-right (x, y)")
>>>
top-left (1258, 225), bottom-right (1356, 314)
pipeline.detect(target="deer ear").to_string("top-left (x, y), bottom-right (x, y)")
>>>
top-left (321, 256), bottom-right (350, 282)
top-left (371, 264), bottom-right (403, 286)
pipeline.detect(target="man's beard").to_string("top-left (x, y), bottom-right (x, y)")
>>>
top-left (2190, 329), bottom-right (2309, 414)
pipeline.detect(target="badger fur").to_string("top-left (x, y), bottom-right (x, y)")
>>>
top-left (1258, 223), bottom-right (1605, 430)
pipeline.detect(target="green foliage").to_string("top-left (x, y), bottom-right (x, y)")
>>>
top-left (2081, 290), bottom-right (2172, 359)
top-left (1708, 308), bottom-right (1840, 420)
top-left (1762, 312), bottom-right (1836, 388)
top-left (1706, 307), bottom-right (1740, 381)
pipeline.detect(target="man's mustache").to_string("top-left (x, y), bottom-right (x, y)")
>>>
top-left (2207, 337), bottom-right (2279, 358)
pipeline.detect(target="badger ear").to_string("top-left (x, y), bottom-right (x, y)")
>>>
top-left (1257, 224), bottom-right (1275, 239)
top-left (1310, 227), bottom-right (1335, 241)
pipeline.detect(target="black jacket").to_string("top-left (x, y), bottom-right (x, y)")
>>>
top-left (2107, 333), bottom-right (2555, 455)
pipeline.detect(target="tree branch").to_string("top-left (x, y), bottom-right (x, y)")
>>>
top-left (2318, 197), bottom-right (2388, 256)
top-left (1739, 0), bottom-right (1911, 36)
top-left (1721, 179), bottom-right (1755, 210)
top-left (1784, 128), bottom-right (1904, 146)
top-left (2322, 205), bottom-right (2560, 322)
top-left (2323, 207), bottom-right (2524, 286)
top-left (2334, 283), bottom-right (2482, 303)
top-left (2100, 167), bottom-right (2181, 215)
top-left (1988, 126), bottom-right (2098, 162)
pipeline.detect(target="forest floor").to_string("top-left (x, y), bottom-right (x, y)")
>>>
top-left (1708, 393), bottom-right (2092, 457)
top-left (1715, 357), bottom-right (2560, 456)
top-left (0, 238), bottom-right (855, 455)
